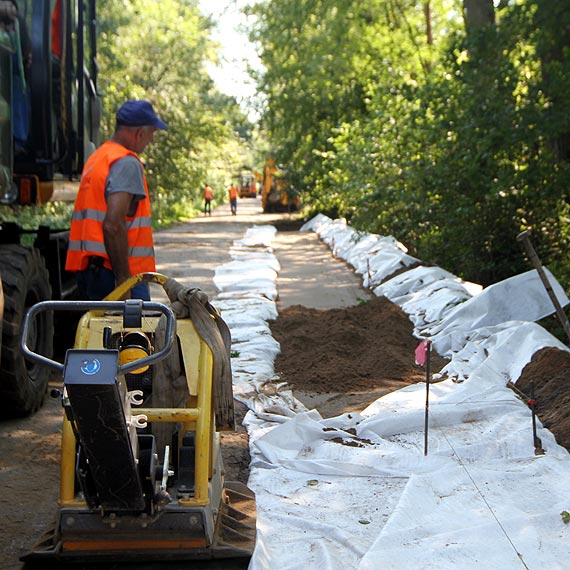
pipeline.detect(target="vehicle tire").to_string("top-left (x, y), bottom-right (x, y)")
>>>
top-left (0, 245), bottom-right (53, 417)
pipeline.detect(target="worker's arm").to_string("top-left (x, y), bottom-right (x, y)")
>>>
top-left (102, 191), bottom-right (133, 286)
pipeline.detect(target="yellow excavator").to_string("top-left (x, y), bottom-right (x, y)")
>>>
top-left (20, 273), bottom-right (256, 566)
top-left (260, 158), bottom-right (300, 213)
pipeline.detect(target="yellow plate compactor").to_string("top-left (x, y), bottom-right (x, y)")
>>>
top-left (20, 273), bottom-right (256, 565)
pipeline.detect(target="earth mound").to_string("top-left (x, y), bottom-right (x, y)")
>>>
top-left (271, 297), bottom-right (570, 455)
top-left (270, 296), bottom-right (448, 416)
top-left (517, 347), bottom-right (570, 451)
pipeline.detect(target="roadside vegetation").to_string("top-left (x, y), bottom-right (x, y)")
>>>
top-left (248, 0), bottom-right (570, 291)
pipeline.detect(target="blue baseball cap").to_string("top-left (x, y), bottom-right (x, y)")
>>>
top-left (116, 100), bottom-right (168, 130)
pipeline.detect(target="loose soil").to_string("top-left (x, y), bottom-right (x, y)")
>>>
top-left (271, 300), bottom-right (570, 453)
top-left (516, 347), bottom-right (570, 451)
top-left (270, 296), bottom-right (448, 418)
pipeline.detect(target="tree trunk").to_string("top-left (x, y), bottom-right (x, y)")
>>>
top-left (534, 0), bottom-right (570, 162)
top-left (463, 0), bottom-right (495, 33)
top-left (424, 1), bottom-right (433, 45)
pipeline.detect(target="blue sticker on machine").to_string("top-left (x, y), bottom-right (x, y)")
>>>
top-left (63, 349), bottom-right (119, 385)
top-left (80, 359), bottom-right (102, 375)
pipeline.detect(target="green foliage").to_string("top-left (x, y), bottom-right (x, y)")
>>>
top-left (96, 0), bottom-right (255, 227)
top-left (0, 203), bottom-right (73, 229)
top-left (250, 1), bottom-right (393, 190)
top-left (252, 0), bottom-right (570, 289)
top-left (0, 203), bottom-right (74, 245)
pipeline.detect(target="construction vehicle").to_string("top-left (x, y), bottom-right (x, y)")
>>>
top-left (238, 169), bottom-right (256, 198)
top-left (20, 272), bottom-right (256, 565)
top-left (0, 0), bottom-right (100, 416)
top-left (261, 158), bottom-right (300, 213)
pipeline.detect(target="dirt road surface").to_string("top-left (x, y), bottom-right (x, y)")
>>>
top-left (0, 197), bottom-right (372, 570)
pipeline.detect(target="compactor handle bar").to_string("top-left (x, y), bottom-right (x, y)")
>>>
top-left (20, 300), bottom-right (176, 375)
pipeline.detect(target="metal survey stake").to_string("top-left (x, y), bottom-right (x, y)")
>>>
top-left (517, 230), bottom-right (570, 344)
top-left (528, 382), bottom-right (544, 455)
top-left (416, 339), bottom-right (432, 456)
top-left (424, 341), bottom-right (432, 456)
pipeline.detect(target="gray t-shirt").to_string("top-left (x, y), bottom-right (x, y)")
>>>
top-left (105, 156), bottom-right (146, 216)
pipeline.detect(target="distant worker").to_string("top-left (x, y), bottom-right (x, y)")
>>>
top-left (249, 180), bottom-right (256, 198)
top-left (204, 183), bottom-right (213, 215)
top-left (229, 183), bottom-right (238, 215)
top-left (65, 100), bottom-right (168, 301)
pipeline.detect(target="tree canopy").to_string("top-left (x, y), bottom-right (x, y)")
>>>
top-left (249, 0), bottom-right (570, 290)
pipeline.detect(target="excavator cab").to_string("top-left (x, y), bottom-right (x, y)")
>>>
top-left (0, 0), bottom-right (100, 205)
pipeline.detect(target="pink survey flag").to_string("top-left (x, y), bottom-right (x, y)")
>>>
top-left (415, 339), bottom-right (430, 366)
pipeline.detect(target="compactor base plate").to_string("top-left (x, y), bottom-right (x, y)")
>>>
top-left (21, 482), bottom-right (256, 567)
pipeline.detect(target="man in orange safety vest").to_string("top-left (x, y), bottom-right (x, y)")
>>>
top-left (65, 100), bottom-right (168, 300)
top-left (204, 184), bottom-right (213, 215)
top-left (229, 184), bottom-right (238, 215)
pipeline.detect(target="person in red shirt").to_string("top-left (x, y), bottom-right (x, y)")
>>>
top-left (229, 184), bottom-right (238, 215)
top-left (204, 184), bottom-right (214, 215)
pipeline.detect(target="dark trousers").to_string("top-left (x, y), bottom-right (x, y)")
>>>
top-left (76, 265), bottom-right (150, 301)
top-left (205, 198), bottom-right (212, 214)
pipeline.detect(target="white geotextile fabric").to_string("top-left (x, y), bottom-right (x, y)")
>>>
top-left (212, 217), bottom-right (570, 570)
top-left (213, 226), bottom-right (308, 420)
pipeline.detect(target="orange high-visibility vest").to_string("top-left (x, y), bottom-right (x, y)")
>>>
top-left (204, 185), bottom-right (213, 200)
top-left (229, 186), bottom-right (238, 199)
top-left (65, 141), bottom-right (156, 274)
